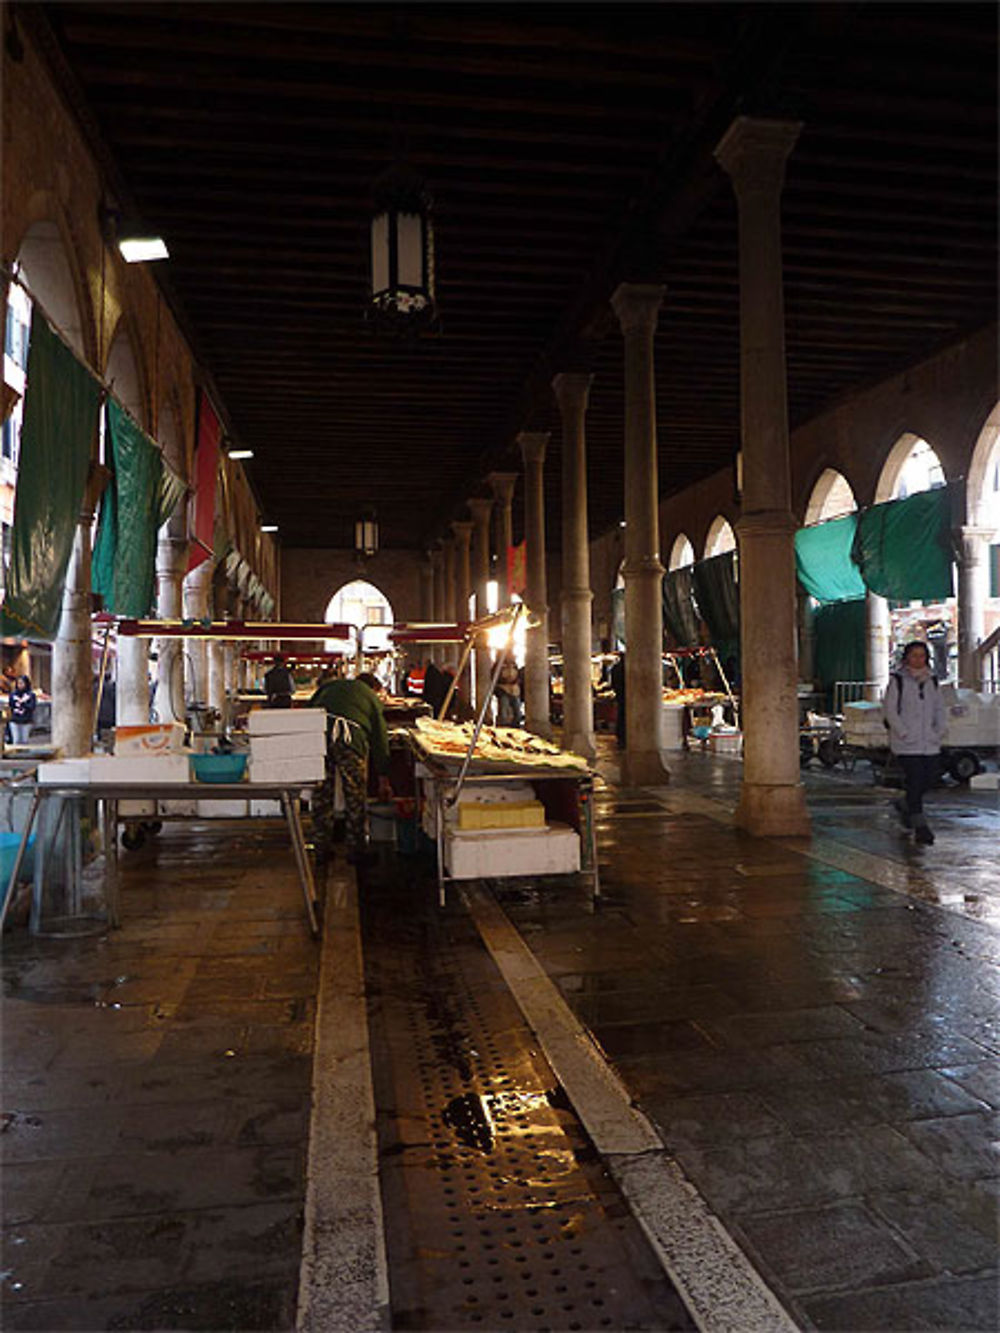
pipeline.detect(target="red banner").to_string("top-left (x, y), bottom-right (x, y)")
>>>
top-left (507, 541), bottom-right (527, 597)
top-left (186, 391), bottom-right (220, 573)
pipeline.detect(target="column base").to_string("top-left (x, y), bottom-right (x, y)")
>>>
top-left (563, 730), bottom-right (596, 762)
top-left (526, 715), bottom-right (553, 741)
top-left (735, 782), bottom-right (811, 837)
top-left (621, 748), bottom-right (669, 788)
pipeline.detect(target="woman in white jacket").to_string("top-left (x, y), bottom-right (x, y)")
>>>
top-left (882, 640), bottom-right (945, 845)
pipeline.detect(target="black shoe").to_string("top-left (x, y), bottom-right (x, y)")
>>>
top-left (914, 824), bottom-right (934, 845)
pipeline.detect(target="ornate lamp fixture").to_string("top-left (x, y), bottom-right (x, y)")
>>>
top-left (369, 162), bottom-right (436, 331)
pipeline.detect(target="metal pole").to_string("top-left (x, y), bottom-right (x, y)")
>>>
top-left (446, 605), bottom-right (523, 809)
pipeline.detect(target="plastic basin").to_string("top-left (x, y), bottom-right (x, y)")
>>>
top-left (191, 753), bottom-right (248, 783)
top-left (0, 830), bottom-right (36, 904)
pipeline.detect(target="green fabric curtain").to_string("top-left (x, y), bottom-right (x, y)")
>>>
top-left (92, 400), bottom-right (165, 617)
top-left (662, 566), bottom-right (700, 647)
top-left (0, 312), bottom-right (100, 640)
top-left (813, 597), bottom-right (866, 710)
top-left (852, 486), bottom-right (954, 601)
top-left (691, 551), bottom-right (739, 661)
top-left (795, 514), bottom-right (866, 603)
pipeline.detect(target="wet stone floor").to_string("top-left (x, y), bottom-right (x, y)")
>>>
top-left (497, 739), bottom-right (999, 1331)
top-left (1, 823), bottom-right (318, 1332)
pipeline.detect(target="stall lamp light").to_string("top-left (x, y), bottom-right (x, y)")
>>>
top-left (118, 236), bottom-right (169, 263)
top-left (228, 449), bottom-right (254, 460)
top-left (261, 524), bottom-right (278, 533)
top-left (486, 579), bottom-right (499, 614)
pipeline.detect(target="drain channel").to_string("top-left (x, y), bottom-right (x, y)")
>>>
top-left (361, 880), bottom-right (694, 1332)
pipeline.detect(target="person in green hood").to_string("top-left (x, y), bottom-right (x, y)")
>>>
top-left (310, 671), bottom-right (391, 866)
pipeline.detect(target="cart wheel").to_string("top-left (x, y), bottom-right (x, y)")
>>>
top-left (143, 820), bottom-right (163, 836)
top-left (817, 737), bottom-right (842, 768)
top-left (121, 826), bottom-right (146, 851)
top-left (948, 750), bottom-right (980, 783)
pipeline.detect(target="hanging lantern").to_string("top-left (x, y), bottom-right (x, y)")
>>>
top-left (355, 511), bottom-right (379, 558)
top-left (369, 163), bottom-right (436, 330)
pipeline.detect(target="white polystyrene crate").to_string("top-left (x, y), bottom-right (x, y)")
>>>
top-left (247, 708), bottom-right (327, 736)
top-left (89, 754), bottom-right (190, 784)
top-left (969, 771), bottom-right (999, 791)
top-left (248, 755), bottom-right (326, 785)
top-left (250, 799), bottom-right (284, 817)
top-left (444, 823), bottom-right (580, 880)
top-left (196, 799), bottom-right (250, 818)
top-left (249, 730), bottom-right (327, 762)
top-left (38, 759), bottom-right (92, 785)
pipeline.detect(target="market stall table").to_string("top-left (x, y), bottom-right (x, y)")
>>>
top-left (2, 779), bottom-right (322, 939)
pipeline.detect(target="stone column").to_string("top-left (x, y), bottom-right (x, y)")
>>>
top-left (52, 519), bottom-right (97, 756)
top-left (865, 592), bottom-right (891, 701)
top-left (610, 283), bottom-right (667, 786)
top-left (431, 546), bottom-right (446, 664)
top-left (957, 527), bottom-right (992, 689)
top-left (797, 588), bottom-right (816, 693)
top-left (452, 519), bottom-right (474, 697)
top-left (419, 551), bottom-right (435, 621)
top-left (468, 497), bottom-right (494, 708)
top-left (442, 537), bottom-right (457, 626)
top-left (182, 560), bottom-right (215, 706)
top-left (488, 472), bottom-right (519, 608)
top-left (153, 532), bottom-right (188, 723)
top-left (116, 636), bottom-right (150, 727)
top-left (553, 372), bottom-right (596, 759)
top-left (518, 432), bottom-right (552, 739)
top-left (715, 115), bottom-right (809, 835)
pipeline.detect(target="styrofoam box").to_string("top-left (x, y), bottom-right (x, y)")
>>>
top-left (969, 771), bottom-right (999, 791)
top-left (38, 758), bottom-right (92, 785)
top-left (444, 823), bottom-right (580, 879)
top-left (248, 755), bottom-right (326, 785)
top-left (247, 708), bottom-right (327, 736)
top-left (196, 800), bottom-right (250, 818)
top-left (250, 799), bottom-right (284, 817)
top-left (89, 754), bottom-right (191, 784)
top-left (115, 723), bottom-right (186, 756)
top-left (120, 799), bottom-right (155, 817)
top-left (249, 730), bottom-right (327, 762)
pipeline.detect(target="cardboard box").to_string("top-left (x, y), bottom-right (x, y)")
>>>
top-left (248, 755), bottom-right (326, 785)
top-left (247, 708), bottom-right (326, 736)
top-left (114, 723), bottom-right (185, 756)
top-left (89, 754), bottom-right (191, 785)
top-left (444, 823), bottom-right (580, 879)
top-left (249, 730), bottom-right (327, 762)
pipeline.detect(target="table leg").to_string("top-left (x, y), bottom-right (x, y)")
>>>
top-left (436, 783), bottom-right (446, 909)
top-left (282, 791), bottom-right (320, 939)
top-left (103, 798), bottom-right (121, 928)
top-left (1, 789), bottom-right (40, 938)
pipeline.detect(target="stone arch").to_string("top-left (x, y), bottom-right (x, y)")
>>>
top-left (875, 432), bottom-right (947, 503)
top-left (804, 468), bottom-right (858, 525)
top-left (667, 533), bottom-right (695, 570)
top-left (704, 515), bottom-right (736, 558)
top-left (105, 314), bottom-right (149, 427)
top-left (11, 213), bottom-right (92, 360)
top-left (325, 578), bottom-right (395, 654)
top-left (966, 402), bottom-right (1000, 529)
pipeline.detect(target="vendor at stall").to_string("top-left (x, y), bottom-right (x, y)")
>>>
top-left (310, 670), bottom-right (392, 867)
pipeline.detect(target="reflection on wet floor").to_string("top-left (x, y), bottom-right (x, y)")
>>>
top-left (497, 738), bottom-right (999, 1331)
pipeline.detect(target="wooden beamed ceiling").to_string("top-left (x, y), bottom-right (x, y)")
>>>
top-left (27, 1), bottom-right (998, 550)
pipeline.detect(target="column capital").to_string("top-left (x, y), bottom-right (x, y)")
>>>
top-left (467, 496), bottom-right (494, 525)
top-left (487, 471), bottom-right (519, 508)
top-left (610, 283), bottom-right (665, 337)
top-left (517, 431), bottom-right (549, 467)
top-left (714, 116), bottom-right (803, 197)
top-left (451, 519), bottom-right (474, 547)
top-left (552, 372), bottom-right (593, 414)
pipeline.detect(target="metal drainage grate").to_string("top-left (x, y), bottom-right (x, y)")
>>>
top-left (362, 880), bottom-right (694, 1332)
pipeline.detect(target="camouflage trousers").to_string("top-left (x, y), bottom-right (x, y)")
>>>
top-left (311, 737), bottom-right (368, 856)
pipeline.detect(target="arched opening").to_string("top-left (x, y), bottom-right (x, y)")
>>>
top-left (704, 516), bottom-right (736, 558)
top-left (3, 222), bottom-right (87, 700)
top-left (105, 322), bottom-right (146, 429)
top-left (965, 404), bottom-right (1000, 688)
top-left (325, 579), bottom-right (394, 661)
top-left (668, 533), bottom-right (695, 570)
top-left (875, 434), bottom-right (953, 678)
top-left (804, 468), bottom-right (857, 525)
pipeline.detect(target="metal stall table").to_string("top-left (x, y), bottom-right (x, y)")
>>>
top-left (2, 780), bottom-right (321, 940)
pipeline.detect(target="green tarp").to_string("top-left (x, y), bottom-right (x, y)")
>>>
top-left (813, 598), bottom-right (866, 710)
top-left (691, 551), bottom-right (739, 662)
top-left (852, 486), bottom-right (954, 602)
top-left (794, 513), bottom-right (866, 603)
top-left (662, 566), bottom-right (700, 647)
top-left (0, 311), bottom-right (101, 640)
top-left (92, 400), bottom-right (171, 617)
